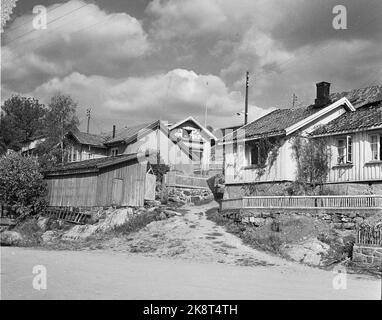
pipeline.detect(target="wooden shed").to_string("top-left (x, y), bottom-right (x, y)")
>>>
top-left (43, 154), bottom-right (155, 207)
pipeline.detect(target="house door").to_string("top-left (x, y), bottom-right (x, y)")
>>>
top-left (112, 178), bottom-right (123, 205)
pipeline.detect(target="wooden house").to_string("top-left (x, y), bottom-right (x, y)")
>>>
top-left (311, 100), bottom-right (382, 194)
top-left (43, 153), bottom-right (155, 207)
top-left (221, 83), bottom-right (382, 198)
top-left (65, 117), bottom-right (217, 175)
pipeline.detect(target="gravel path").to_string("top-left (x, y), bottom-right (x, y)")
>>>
top-left (1, 202), bottom-right (380, 299)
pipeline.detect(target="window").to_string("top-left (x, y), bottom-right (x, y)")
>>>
top-left (337, 136), bottom-right (352, 164)
top-left (370, 134), bottom-right (381, 161)
top-left (111, 147), bottom-right (119, 157)
top-left (250, 143), bottom-right (261, 165)
top-left (346, 136), bottom-right (352, 163)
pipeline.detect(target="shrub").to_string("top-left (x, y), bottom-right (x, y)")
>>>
top-left (0, 153), bottom-right (47, 217)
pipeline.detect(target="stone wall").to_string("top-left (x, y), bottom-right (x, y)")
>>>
top-left (322, 182), bottom-right (382, 195)
top-left (352, 245), bottom-right (382, 268)
top-left (224, 182), bottom-right (294, 199)
top-left (225, 181), bottom-right (382, 197)
top-left (168, 187), bottom-right (214, 205)
top-left (238, 208), bottom-right (381, 230)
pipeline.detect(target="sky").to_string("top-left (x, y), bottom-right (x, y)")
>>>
top-left (1, 0), bottom-right (381, 133)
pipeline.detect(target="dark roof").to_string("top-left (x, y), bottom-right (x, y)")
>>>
top-left (330, 85), bottom-right (382, 108)
top-left (68, 131), bottom-right (107, 148)
top-left (224, 105), bottom-right (319, 141)
top-left (43, 153), bottom-right (139, 176)
top-left (105, 122), bottom-right (155, 144)
top-left (311, 102), bottom-right (382, 136)
top-left (222, 84), bottom-right (382, 142)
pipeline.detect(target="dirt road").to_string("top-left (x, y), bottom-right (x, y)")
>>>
top-left (1, 203), bottom-right (381, 299)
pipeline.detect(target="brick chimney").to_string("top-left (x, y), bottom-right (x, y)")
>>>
top-left (314, 81), bottom-right (331, 107)
top-left (112, 125), bottom-right (116, 138)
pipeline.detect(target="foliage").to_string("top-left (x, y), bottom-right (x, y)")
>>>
top-left (0, 153), bottom-right (47, 217)
top-left (36, 93), bottom-right (79, 167)
top-left (241, 137), bottom-right (282, 195)
top-left (291, 136), bottom-right (330, 193)
top-left (0, 95), bottom-right (46, 152)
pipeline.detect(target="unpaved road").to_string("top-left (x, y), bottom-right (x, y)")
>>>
top-left (1, 203), bottom-right (381, 299)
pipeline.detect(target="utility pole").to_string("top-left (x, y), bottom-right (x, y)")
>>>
top-left (244, 71), bottom-right (249, 125)
top-left (86, 108), bottom-right (91, 133)
top-left (204, 81), bottom-right (209, 128)
top-left (292, 93), bottom-right (298, 108)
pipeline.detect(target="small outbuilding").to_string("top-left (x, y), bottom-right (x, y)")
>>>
top-left (43, 154), bottom-right (155, 207)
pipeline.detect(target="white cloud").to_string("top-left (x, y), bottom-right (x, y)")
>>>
top-left (2, 0), bottom-right (150, 92)
top-left (30, 69), bottom-right (270, 131)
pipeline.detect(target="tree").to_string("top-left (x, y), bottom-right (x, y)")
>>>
top-left (36, 93), bottom-right (79, 166)
top-left (0, 95), bottom-right (46, 152)
top-left (291, 136), bottom-right (331, 194)
top-left (0, 153), bottom-right (47, 217)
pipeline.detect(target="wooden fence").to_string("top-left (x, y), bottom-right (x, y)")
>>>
top-left (357, 223), bottom-right (382, 246)
top-left (221, 195), bottom-right (382, 211)
top-left (44, 207), bottom-right (91, 224)
top-left (1, 203), bottom-right (90, 225)
top-left (164, 171), bottom-right (209, 189)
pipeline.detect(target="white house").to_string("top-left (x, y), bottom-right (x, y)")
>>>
top-left (221, 82), bottom-right (382, 198)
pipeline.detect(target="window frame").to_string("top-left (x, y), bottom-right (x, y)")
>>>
top-left (370, 133), bottom-right (381, 161)
top-left (336, 135), bottom-right (352, 165)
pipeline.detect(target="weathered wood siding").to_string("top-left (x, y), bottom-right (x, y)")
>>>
top-left (96, 161), bottom-right (146, 207)
top-left (327, 130), bottom-right (382, 183)
top-left (224, 137), bottom-right (296, 184)
top-left (45, 173), bottom-right (98, 207)
top-left (45, 161), bottom-right (147, 207)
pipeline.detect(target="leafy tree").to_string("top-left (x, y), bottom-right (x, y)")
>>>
top-left (36, 93), bottom-right (79, 166)
top-left (0, 153), bottom-right (47, 217)
top-left (0, 95), bottom-right (46, 152)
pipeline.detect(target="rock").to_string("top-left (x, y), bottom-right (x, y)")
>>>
top-left (37, 217), bottom-right (49, 232)
top-left (62, 224), bottom-right (99, 241)
top-left (284, 238), bottom-right (330, 266)
top-left (159, 212), bottom-right (167, 220)
top-left (0, 231), bottom-right (23, 246)
top-left (97, 208), bottom-right (133, 232)
top-left (145, 200), bottom-right (161, 207)
top-left (41, 230), bottom-right (59, 243)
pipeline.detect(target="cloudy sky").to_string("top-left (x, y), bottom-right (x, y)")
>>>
top-left (1, 0), bottom-right (381, 133)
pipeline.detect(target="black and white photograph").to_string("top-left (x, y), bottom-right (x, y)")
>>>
top-left (0, 0), bottom-right (382, 305)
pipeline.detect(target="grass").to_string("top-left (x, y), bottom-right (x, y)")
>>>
top-left (110, 210), bottom-right (160, 235)
top-left (12, 218), bottom-right (44, 247)
top-left (206, 207), bottom-right (283, 254)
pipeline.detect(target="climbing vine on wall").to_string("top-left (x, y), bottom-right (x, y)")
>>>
top-left (291, 136), bottom-right (331, 193)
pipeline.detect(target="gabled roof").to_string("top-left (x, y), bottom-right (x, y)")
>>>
top-left (43, 153), bottom-right (139, 176)
top-left (330, 85), bottom-right (382, 109)
top-left (67, 130), bottom-right (107, 148)
top-left (221, 93), bottom-right (358, 143)
top-left (104, 122), bottom-right (154, 145)
top-left (169, 116), bottom-right (217, 140)
top-left (311, 101), bottom-right (382, 137)
top-left (221, 105), bottom-right (323, 142)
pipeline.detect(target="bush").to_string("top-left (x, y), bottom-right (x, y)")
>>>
top-left (0, 153), bottom-right (47, 217)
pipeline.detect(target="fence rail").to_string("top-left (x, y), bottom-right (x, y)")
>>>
top-left (357, 223), bottom-right (382, 246)
top-left (44, 207), bottom-right (91, 224)
top-left (165, 172), bottom-right (209, 189)
top-left (221, 195), bottom-right (382, 211)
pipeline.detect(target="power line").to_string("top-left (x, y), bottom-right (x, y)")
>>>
top-left (6, 13), bottom-right (115, 61)
top-left (4, 2), bottom-right (91, 46)
top-left (5, 2), bottom-right (69, 34)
